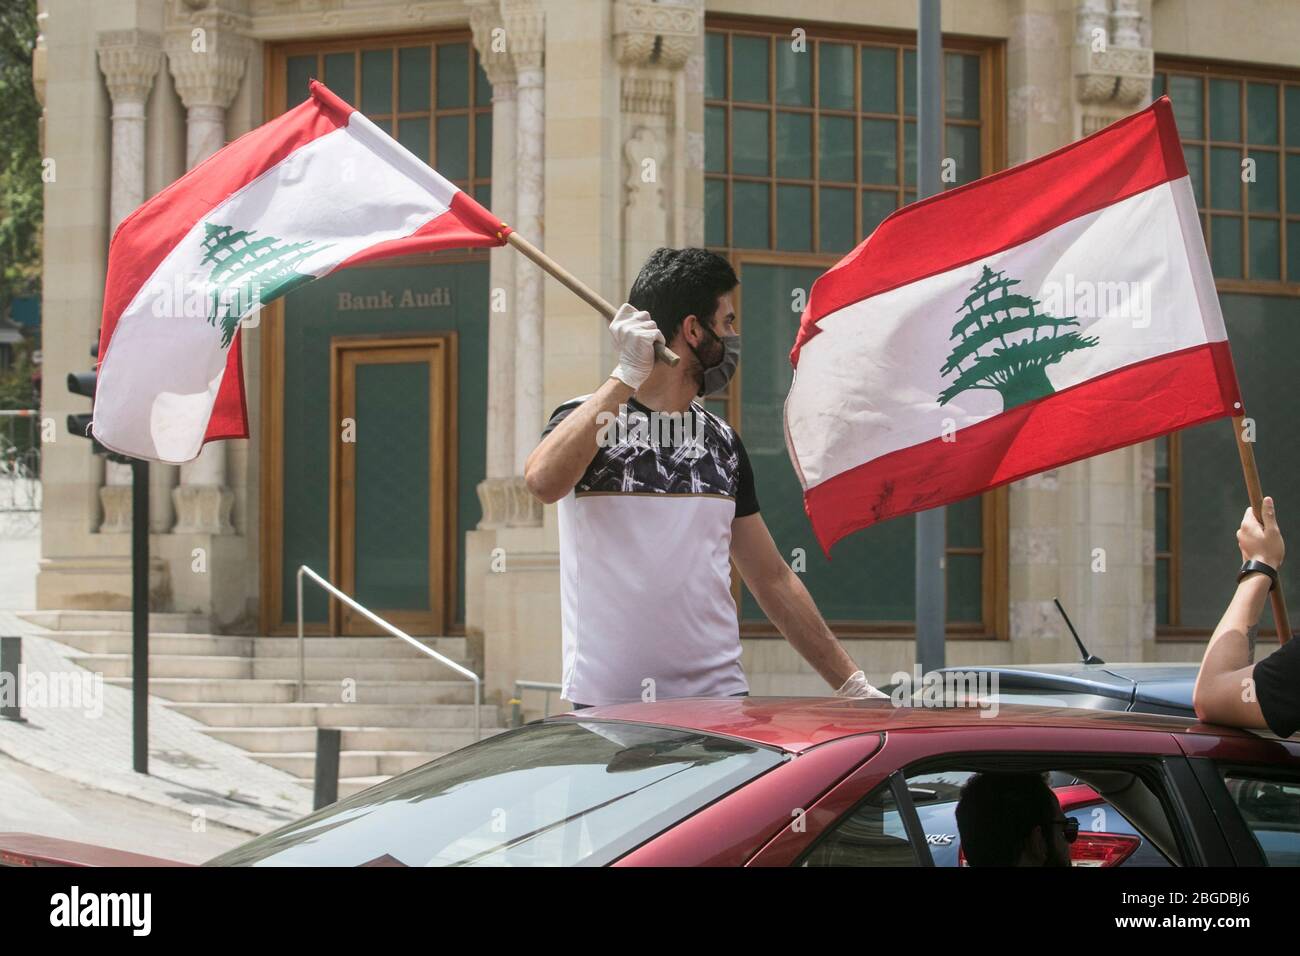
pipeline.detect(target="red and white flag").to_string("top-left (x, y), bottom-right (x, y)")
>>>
top-left (785, 96), bottom-right (1241, 553)
top-left (93, 80), bottom-right (508, 463)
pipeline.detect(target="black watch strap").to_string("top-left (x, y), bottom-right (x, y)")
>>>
top-left (1239, 560), bottom-right (1279, 591)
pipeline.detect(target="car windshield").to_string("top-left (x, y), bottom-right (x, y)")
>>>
top-left (206, 719), bottom-right (786, 867)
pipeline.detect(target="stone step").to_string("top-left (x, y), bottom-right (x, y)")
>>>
top-left (52, 631), bottom-right (254, 657)
top-left (73, 653), bottom-right (252, 679)
top-left (104, 677), bottom-right (480, 705)
top-left (48, 631), bottom-right (466, 660)
top-left (338, 775), bottom-right (392, 799)
top-left (253, 749), bottom-right (444, 779)
top-left (76, 654), bottom-right (472, 681)
top-left (250, 656), bottom-right (473, 681)
top-left (18, 609), bottom-right (210, 634)
top-left (202, 723), bottom-right (503, 753)
top-left (251, 636), bottom-right (469, 660)
top-left (166, 701), bottom-right (500, 729)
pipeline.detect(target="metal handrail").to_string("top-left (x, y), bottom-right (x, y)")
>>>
top-left (296, 565), bottom-right (481, 741)
top-left (510, 679), bottom-right (564, 727)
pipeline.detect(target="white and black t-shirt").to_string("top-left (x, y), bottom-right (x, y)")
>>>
top-left (543, 396), bottom-right (760, 706)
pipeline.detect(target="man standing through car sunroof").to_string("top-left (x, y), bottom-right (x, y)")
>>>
top-left (525, 247), bottom-right (884, 709)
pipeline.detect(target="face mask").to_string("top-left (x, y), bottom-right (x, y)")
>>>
top-left (690, 323), bottom-right (741, 397)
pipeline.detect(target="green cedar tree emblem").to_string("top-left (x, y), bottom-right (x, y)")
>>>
top-left (200, 222), bottom-right (329, 347)
top-left (938, 265), bottom-right (1099, 411)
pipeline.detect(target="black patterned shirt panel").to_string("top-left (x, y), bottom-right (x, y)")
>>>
top-left (541, 395), bottom-right (760, 516)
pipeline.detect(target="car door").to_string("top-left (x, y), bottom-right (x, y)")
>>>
top-left (1176, 730), bottom-right (1300, 866)
top-left (745, 724), bottom-right (1232, 866)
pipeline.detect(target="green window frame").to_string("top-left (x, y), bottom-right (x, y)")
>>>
top-left (282, 34), bottom-right (494, 209)
top-left (705, 19), bottom-right (1001, 257)
top-left (1154, 61), bottom-right (1300, 291)
top-left (1154, 60), bottom-right (1300, 639)
top-left (704, 19), bottom-right (1007, 639)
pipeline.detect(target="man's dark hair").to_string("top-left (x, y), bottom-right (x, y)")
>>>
top-left (628, 247), bottom-right (739, 343)
top-left (955, 771), bottom-right (1058, 866)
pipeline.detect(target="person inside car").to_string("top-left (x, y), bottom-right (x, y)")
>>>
top-left (955, 771), bottom-right (1076, 866)
top-left (523, 247), bottom-right (884, 709)
top-left (1193, 495), bottom-right (1299, 738)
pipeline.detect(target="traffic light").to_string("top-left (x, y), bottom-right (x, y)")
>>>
top-left (66, 343), bottom-right (133, 463)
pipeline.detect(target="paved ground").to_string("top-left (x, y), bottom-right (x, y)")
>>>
top-left (0, 521), bottom-right (314, 848)
top-left (0, 751), bottom-right (249, 863)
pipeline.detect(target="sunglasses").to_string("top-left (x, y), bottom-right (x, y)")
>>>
top-left (1051, 817), bottom-right (1080, 843)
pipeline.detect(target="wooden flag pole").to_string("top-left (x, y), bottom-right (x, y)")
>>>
top-left (505, 231), bottom-right (680, 367)
top-left (1232, 414), bottom-right (1292, 643)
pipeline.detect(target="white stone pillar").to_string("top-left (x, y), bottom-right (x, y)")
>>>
top-left (165, 25), bottom-right (249, 535)
top-left (96, 30), bottom-right (163, 534)
top-left (1072, 0), bottom-right (1152, 137)
top-left (504, 0), bottom-right (545, 527)
top-left (470, 0), bottom-right (518, 529)
top-left (614, 1), bottom-right (700, 296)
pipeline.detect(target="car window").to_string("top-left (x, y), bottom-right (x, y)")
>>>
top-left (798, 760), bottom-right (1182, 868)
top-left (905, 768), bottom-right (1175, 867)
top-left (1222, 772), bottom-right (1300, 866)
top-left (799, 780), bottom-right (916, 867)
top-left (205, 720), bottom-right (785, 867)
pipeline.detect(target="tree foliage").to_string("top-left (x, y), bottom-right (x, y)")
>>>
top-left (0, 0), bottom-right (41, 311)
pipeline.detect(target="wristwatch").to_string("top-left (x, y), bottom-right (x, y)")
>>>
top-left (1238, 559), bottom-right (1279, 591)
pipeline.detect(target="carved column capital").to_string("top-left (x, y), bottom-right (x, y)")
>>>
top-left (1072, 0), bottom-right (1151, 134)
top-left (468, 0), bottom-right (514, 89)
top-left (97, 30), bottom-right (165, 108)
top-left (501, 0), bottom-right (545, 75)
top-left (614, 0), bottom-right (700, 69)
top-left (1073, 44), bottom-right (1153, 107)
top-left (165, 19), bottom-right (252, 111)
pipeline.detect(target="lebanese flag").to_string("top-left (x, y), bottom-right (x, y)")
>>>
top-left (93, 80), bottom-right (508, 463)
top-left (785, 96), bottom-right (1241, 554)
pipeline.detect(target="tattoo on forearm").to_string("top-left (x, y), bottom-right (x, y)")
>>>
top-left (1246, 623), bottom-right (1258, 664)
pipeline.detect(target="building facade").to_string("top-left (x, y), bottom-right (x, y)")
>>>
top-left (36, 0), bottom-right (1300, 717)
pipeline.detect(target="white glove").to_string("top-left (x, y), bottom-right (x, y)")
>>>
top-left (609, 303), bottom-right (664, 390)
top-left (834, 669), bottom-right (889, 699)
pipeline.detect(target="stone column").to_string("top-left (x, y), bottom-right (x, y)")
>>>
top-left (1003, 0), bottom-right (1156, 664)
top-left (470, 0), bottom-right (518, 530)
top-left (165, 22), bottom-right (249, 535)
top-left (504, 0), bottom-right (545, 527)
top-left (614, 0), bottom-right (700, 296)
top-left (1072, 0), bottom-right (1153, 137)
top-left (96, 30), bottom-right (164, 534)
top-left (1003, 1), bottom-right (1076, 662)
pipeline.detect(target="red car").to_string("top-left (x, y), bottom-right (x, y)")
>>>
top-left (4, 699), bottom-right (1298, 867)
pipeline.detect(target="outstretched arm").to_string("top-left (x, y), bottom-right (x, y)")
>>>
top-left (731, 513), bottom-right (881, 695)
top-left (1192, 496), bottom-right (1285, 727)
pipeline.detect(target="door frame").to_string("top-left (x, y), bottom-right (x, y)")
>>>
top-left (328, 334), bottom-right (456, 635)
top-left (258, 30), bottom-right (489, 637)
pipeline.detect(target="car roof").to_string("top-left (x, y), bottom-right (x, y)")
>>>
top-left (551, 696), bottom-right (1259, 754)
top-left (931, 662), bottom-right (1197, 710)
